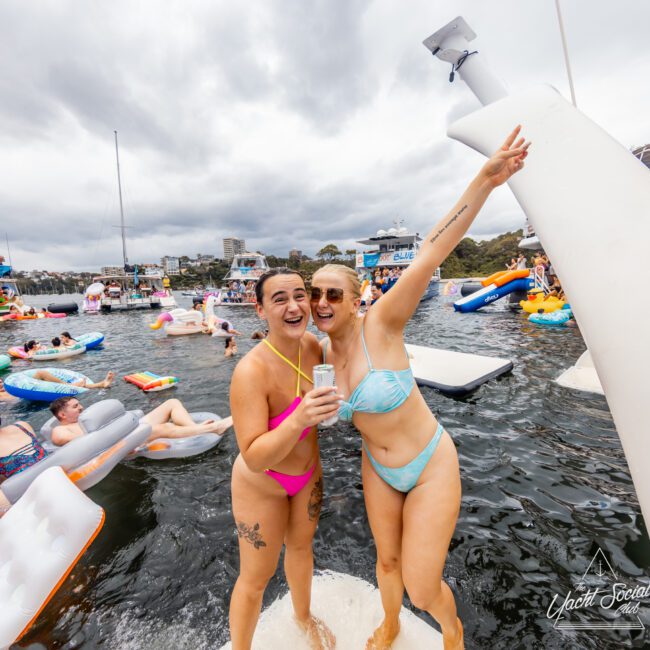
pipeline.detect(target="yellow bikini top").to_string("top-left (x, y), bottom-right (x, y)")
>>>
top-left (262, 339), bottom-right (312, 396)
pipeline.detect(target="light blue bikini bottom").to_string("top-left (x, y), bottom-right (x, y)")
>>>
top-left (364, 421), bottom-right (444, 493)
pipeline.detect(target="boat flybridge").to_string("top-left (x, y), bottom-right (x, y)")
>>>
top-left (355, 220), bottom-right (441, 301)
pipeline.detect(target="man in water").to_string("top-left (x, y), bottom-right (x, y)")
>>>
top-left (49, 396), bottom-right (233, 446)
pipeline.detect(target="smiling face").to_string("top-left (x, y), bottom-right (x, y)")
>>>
top-left (310, 269), bottom-right (361, 335)
top-left (256, 273), bottom-right (310, 340)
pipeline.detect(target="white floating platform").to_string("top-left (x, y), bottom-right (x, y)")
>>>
top-left (406, 343), bottom-right (513, 396)
top-left (555, 350), bottom-right (604, 396)
top-left (220, 571), bottom-right (441, 650)
top-left (0, 467), bottom-right (104, 648)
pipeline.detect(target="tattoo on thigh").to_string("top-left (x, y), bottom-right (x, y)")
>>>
top-left (308, 479), bottom-right (323, 521)
top-left (236, 521), bottom-right (267, 549)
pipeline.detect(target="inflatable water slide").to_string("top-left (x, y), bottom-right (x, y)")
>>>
top-left (453, 269), bottom-right (533, 312)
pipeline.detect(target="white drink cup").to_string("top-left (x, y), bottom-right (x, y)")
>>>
top-left (312, 364), bottom-right (338, 427)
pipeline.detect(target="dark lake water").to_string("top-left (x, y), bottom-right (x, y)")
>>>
top-left (2, 292), bottom-right (648, 649)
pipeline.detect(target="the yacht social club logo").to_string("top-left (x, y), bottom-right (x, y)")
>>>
top-left (546, 547), bottom-right (649, 630)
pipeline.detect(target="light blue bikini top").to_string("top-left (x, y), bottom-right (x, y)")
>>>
top-left (323, 323), bottom-right (415, 422)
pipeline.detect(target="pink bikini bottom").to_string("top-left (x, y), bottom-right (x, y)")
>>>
top-left (265, 463), bottom-right (316, 497)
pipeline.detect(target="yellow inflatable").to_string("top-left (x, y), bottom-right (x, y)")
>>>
top-left (520, 291), bottom-right (565, 314)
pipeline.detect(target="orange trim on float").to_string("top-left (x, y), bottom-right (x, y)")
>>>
top-left (67, 440), bottom-right (127, 483)
top-left (144, 441), bottom-right (170, 452)
top-left (15, 507), bottom-right (105, 643)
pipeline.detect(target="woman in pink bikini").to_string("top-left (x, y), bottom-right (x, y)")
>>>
top-left (229, 268), bottom-right (340, 649)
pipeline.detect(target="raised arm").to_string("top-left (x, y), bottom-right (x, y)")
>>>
top-left (373, 126), bottom-right (530, 332)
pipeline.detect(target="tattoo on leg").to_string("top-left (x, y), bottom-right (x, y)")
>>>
top-left (308, 479), bottom-right (323, 521)
top-left (429, 204), bottom-right (468, 244)
top-left (236, 521), bottom-right (267, 549)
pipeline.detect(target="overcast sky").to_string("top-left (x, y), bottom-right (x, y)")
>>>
top-left (1, 0), bottom-right (649, 271)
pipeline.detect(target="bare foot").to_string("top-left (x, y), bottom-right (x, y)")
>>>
top-left (99, 371), bottom-right (114, 388)
top-left (366, 618), bottom-right (400, 649)
top-left (442, 618), bottom-right (464, 650)
top-left (201, 416), bottom-right (233, 435)
top-left (296, 615), bottom-right (335, 650)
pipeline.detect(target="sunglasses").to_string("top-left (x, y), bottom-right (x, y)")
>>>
top-left (309, 287), bottom-right (344, 304)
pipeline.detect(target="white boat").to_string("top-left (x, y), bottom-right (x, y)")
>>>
top-left (88, 272), bottom-right (176, 312)
top-left (219, 253), bottom-right (269, 306)
top-left (355, 219), bottom-right (440, 301)
top-left (0, 260), bottom-right (23, 316)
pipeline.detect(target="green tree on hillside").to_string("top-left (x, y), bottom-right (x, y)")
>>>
top-left (316, 244), bottom-right (342, 261)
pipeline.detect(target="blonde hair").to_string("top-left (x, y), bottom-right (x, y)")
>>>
top-left (313, 264), bottom-right (361, 299)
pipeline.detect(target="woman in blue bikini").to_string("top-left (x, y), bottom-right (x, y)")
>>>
top-left (311, 127), bottom-right (529, 649)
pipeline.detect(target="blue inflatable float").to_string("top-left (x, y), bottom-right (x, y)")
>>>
top-left (3, 368), bottom-right (92, 401)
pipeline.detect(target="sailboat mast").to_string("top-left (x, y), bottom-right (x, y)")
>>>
top-left (114, 130), bottom-right (128, 267)
top-left (5, 233), bottom-right (13, 267)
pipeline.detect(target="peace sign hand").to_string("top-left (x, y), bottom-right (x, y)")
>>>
top-left (479, 125), bottom-right (531, 189)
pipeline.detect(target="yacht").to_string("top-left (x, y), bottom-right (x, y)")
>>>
top-left (219, 253), bottom-right (270, 306)
top-left (355, 219), bottom-right (440, 301)
top-left (89, 271), bottom-right (176, 312)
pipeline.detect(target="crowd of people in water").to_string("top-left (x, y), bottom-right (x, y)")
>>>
top-left (0, 127), bottom-right (530, 649)
top-left (505, 251), bottom-right (566, 300)
top-left (224, 280), bottom-right (257, 304)
top-left (21, 331), bottom-right (80, 356)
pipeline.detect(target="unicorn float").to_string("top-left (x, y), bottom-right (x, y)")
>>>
top-left (150, 295), bottom-right (224, 336)
top-left (82, 282), bottom-right (104, 314)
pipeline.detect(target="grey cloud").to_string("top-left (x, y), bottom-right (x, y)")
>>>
top-left (2, 1), bottom-right (650, 272)
top-left (268, 0), bottom-right (376, 133)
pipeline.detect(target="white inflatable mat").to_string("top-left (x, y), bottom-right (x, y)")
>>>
top-left (406, 344), bottom-right (513, 396)
top-left (555, 350), bottom-right (604, 395)
top-left (220, 571), bottom-right (442, 649)
top-left (0, 466), bottom-right (104, 648)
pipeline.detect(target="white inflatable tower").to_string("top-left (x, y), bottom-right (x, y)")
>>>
top-left (423, 17), bottom-right (650, 522)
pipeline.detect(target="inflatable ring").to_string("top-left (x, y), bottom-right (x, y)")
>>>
top-left (31, 342), bottom-right (86, 362)
top-left (76, 332), bottom-right (105, 350)
top-left (529, 310), bottom-right (573, 327)
top-left (132, 411), bottom-right (225, 460)
top-left (3, 368), bottom-right (93, 401)
top-left (0, 354), bottom-right (10, 371)
top-left (47, 302), bottom-right (79, 314)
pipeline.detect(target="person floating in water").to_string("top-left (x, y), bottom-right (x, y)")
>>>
top-left (49, 396), bottom-right (232, 446)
